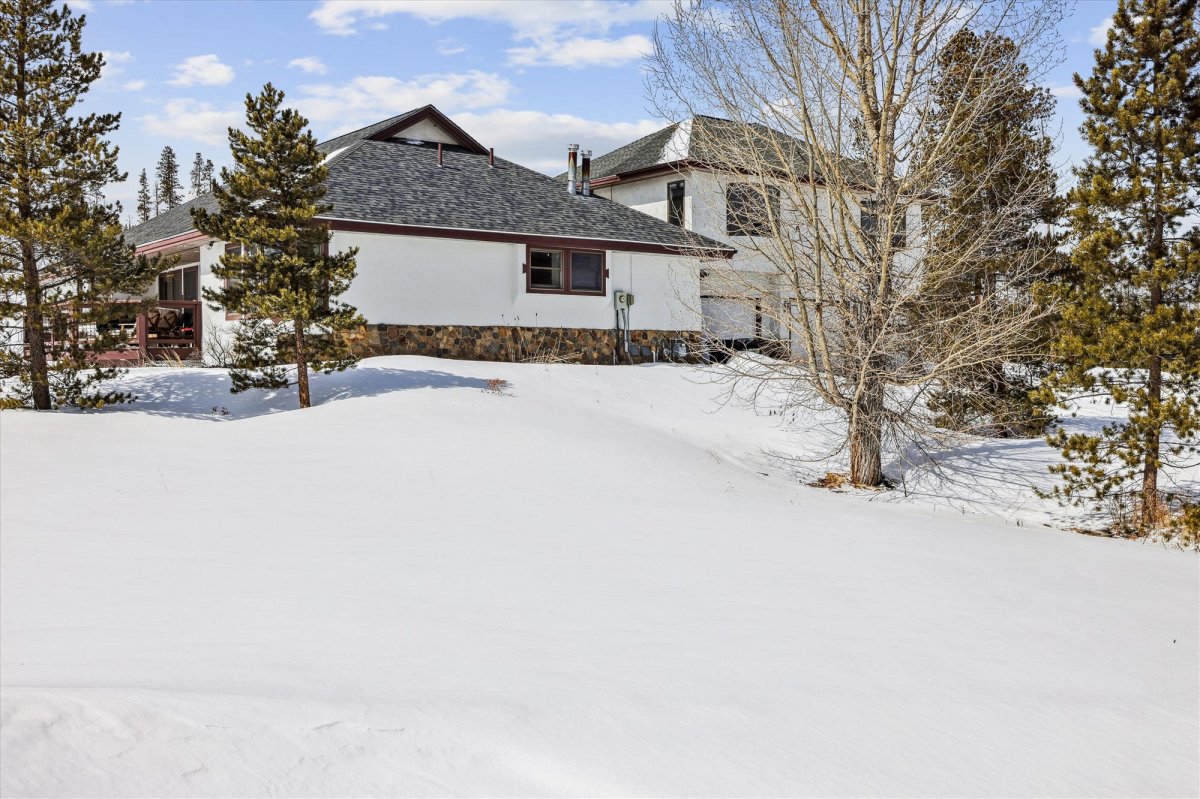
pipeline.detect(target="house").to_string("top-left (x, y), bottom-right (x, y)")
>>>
top-left (120, 105), bottom-right (734, 366)
top-left (577, 115), bottom-right (920, 352)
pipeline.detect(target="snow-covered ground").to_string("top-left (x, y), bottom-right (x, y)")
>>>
top-left (1, 356), bottom-right (1196, 797)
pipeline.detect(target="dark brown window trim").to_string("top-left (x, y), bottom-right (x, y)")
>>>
top-left (524, 244), bottom-right (607, 296)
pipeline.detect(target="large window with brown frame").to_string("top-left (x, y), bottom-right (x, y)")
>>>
top-left (526, 246), bottom-right (606, 295)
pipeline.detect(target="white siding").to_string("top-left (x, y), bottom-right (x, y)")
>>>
top-left (330, 230), bottom-right (702, 332)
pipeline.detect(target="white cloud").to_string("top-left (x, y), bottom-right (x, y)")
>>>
top-left (288, 56), bottom-right (328, 75)
top-left (1089, 17), bottom-right (1113, 46)
top-left (508, 33), bottom-right (652, 68)
top-left (169, 54), bottom-right (235, 86)
top-left (1049, 84), bottom-right (1082, 99)
top-left (293, 70), bottom-right (514, 130)
top-left (63, 0), bottom-right (93, 11)
top-left (312, 0), bottom-right (667, 34)
top-left (437, 38), bottom-right (467, 56)
top-left (122, 79), bottom-right (146, 91)
top-left (452, 109), bottom-right (662, 174)
top-left (141, 99), bottom-right (240, 145)
top-left (309, 0), bottom-right (665, 67)
top-left (94, 50), bottom-right (132, 88)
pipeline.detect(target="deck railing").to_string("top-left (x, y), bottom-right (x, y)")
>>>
top-left (136, 299), bottom-right (203, 360)
top-left (38, 299), bottom-right (203, 364)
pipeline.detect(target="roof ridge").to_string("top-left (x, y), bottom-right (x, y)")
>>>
top-left (315, 105), bottom-right (429, 150)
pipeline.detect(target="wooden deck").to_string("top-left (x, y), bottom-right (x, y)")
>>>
top-left (74, 300), bottom-right (204, 365)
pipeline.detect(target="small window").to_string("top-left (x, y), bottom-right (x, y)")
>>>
top-left (570, 251), bottom-right (604, 292)
top-left (860, 200), bottom-right (879, 241)
top-left (861, 200), bottom-right (906, 249)
top-left (529, 248), bottom-right (563, 290)
top-left (667, 180), bottom-right (685, 227)
top-left (726, 183), bottom-right (779, 236)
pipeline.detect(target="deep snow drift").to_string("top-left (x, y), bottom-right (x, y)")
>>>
top-left (1, 356), bottom-right (1196, 797)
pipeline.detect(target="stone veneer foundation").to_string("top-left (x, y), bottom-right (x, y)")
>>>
top-left (357, 324), bottom-right (702, 365)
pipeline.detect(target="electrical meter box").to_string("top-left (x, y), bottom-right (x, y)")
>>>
top-left (615, 291), bottom-right (635, 309)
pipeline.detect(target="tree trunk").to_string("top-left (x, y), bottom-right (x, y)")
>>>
top-left (22, 241), bottom-right (51, 410)
top-left (1139, 54), bottom-right (1165, 530)
top-left (294, 320), bottom-right (310, 409)
top-left (848, 380), bottom-right (885, 486)
top-left (1141, 354), bottom-right (1161, 528)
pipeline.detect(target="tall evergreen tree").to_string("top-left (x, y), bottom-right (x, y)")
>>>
top-left (1043, 0), bottom-right (1200, 533)
top-left (135, 167), bottom-right (151, 222)
top-left (154, 144), bottom-right (181, 209)
top-left (0, 0), bottom-right (157, 409)
top-left (188, 151), bottom-right (212, 197)
top-left (192, 83), bottom-right (364, 409)
top-left (922, 29), bottom-right (1064, 437)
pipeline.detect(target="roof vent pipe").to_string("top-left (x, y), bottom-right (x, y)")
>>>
top-left (566, 144), bottom-right (579, 195)
top-left (581, 150), bottom-right (592, 196)
top-left (437, 142), bottom-right (443, 167)
top-left (489, 147), bottom-right (495, 167)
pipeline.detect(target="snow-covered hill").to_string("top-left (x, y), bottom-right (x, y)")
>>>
top-left (1, 356), bottom-right (1196, 796)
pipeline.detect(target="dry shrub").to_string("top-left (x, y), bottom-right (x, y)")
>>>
top-left (809, 472), bottom-right (851, 490)
top-left (1077, 491), bottom-right (1200, 550)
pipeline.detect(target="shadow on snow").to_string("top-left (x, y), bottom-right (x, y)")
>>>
top-left (101, 365), bottom-right (493, 421)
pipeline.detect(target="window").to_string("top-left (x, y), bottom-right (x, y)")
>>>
top-left (861, 200), bottom-right (907, 249)
top-left (158, 265), bottom-right (198, 301)
top-left (570, 251), bottom-right (604, 292)
top-left (529, 248), bottom-right (564, 289)
top-left (667, 180), bottom-right (685, 227)
top-left (526, 246), bottom-right (607, 295)
top-left (726, 183), bottom-right (779, 236)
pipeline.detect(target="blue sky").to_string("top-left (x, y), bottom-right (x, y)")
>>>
top-left (68, 0), bottom-right (1117, 220)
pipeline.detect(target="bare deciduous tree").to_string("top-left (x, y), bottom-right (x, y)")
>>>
top-left (647, 0), bottom-right (1065, 486)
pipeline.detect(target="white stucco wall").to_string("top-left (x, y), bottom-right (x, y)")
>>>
top-left (190, 230), bottom-right (703, 365)
top-left (330, 230), bottom-right (702, 332)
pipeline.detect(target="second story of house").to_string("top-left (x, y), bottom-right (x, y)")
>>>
top-left (575, 116), bottom-right (922, 277)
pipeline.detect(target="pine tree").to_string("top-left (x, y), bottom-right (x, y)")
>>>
top-left (189, 151), bottom-right (202, 197)
top-left (135, 168), bottom-right (151, 222)
top-left (187, 151), bottom-right (214, 197)
top-left (1043, 0), bottom-right (1200, 534)
top-left (0, 0), bottom-right (158, 409)
top-left (922, 29), bottom-right (1064, 437)
top-left (154, 145), bottom-right (182, 209)
top-left (192, 83), bottom-right (364, 409)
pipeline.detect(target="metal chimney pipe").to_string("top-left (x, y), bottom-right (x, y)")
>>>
top-left (566, 144), bottom-right (579, 195)
top-left (437, 142), bottom-right (443, 167)
top-left (581, 150), bottom-right (592, 196)
top-left (489, 147), bottom-right (495, 167)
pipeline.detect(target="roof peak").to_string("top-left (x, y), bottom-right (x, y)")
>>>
top-left (315, 104), bottom-right (487, 156)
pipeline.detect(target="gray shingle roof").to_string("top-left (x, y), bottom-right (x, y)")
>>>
top-left (582, 115), bottom-right (830, 182)
top-left (321, 141), bottom-right (729, 251)
top-left (122, 108), bottom-right (732, 254)
top-left (124, 193), bottom-right (217, 247)
top-left (580, 124), bottom-right (681, 181)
